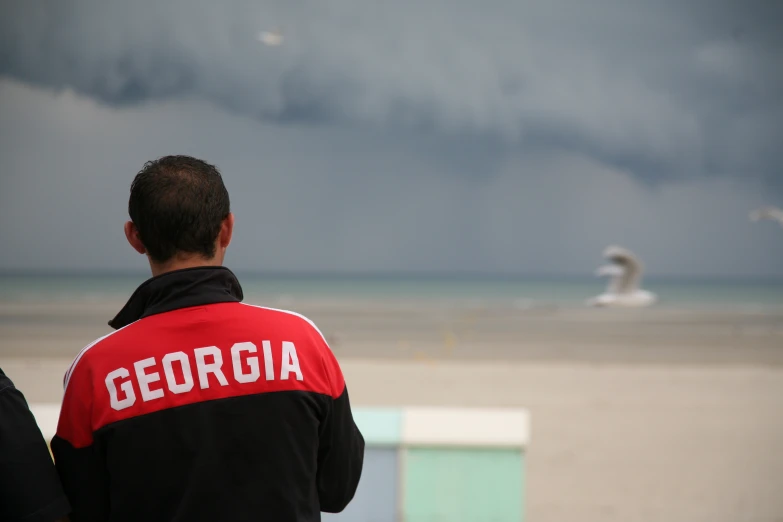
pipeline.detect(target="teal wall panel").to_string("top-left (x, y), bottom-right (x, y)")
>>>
top-left (403, 448), bottom-right (524, 522)
top-left (351, 408), bottom-right (403, 446)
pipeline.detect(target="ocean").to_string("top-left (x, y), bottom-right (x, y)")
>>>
top-left (1, 272), bottom-right (782, 311)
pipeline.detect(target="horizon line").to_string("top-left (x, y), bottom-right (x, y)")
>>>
top-left (1, 268), bottom-right (782, 283)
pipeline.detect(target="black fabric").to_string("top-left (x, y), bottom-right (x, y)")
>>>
top-left (0, 368), bottom-right (71, 522)
top-left (109, 266), bottom-right (244, 329)
top-left (316, 387), bottom-right (365, 513)
top-left (51, 388), bottom-right (364, 522)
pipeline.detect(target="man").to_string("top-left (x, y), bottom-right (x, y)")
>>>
top-left (0, 368), bottom-right (71, 522)
top-left (51, 155), bottom-right (365, 522)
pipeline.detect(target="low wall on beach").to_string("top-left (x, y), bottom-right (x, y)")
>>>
top-left (325, 406), bottom-right (530, 522)
top-left (30, 403), bottom-right (531, 522)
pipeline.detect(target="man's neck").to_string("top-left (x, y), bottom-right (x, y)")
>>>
top-left (148, 255), bottom-right (222, 278)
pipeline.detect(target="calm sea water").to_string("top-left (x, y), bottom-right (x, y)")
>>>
top-left (1, 273), bottom-right (782, 311)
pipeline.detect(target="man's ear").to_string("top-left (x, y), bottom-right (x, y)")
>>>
top-left (124, 221), bottom-right (146, 255)
top-left (218, 213), bottom-right (234, 250)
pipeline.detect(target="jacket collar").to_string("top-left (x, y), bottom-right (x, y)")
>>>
top-left (109, 266), bottom-right (244, 330)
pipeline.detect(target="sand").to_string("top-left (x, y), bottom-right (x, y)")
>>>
top-left (2, 298), bottom-right (783, 521)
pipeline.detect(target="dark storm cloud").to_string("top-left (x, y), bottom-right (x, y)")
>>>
top-left (1, 78), bottom-right (782, 276)
top-left (1, 0), bottom-right (783, 277)
top-left (1, 0), bottom-right (781, 189)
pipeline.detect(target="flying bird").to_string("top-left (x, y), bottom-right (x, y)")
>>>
top-left (257, 28), bottom-right (283, 46)
top-left (749, 206), bottom-right (783, 229)
top-left (586, 245), bottom-right (657, 308)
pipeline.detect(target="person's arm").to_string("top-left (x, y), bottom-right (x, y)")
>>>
top-left (0, 368), bottom-right (71, 522)
top-left (50, 361), bottom-right (110, 522)
top-left (316, 346), bottom-right (365, 513)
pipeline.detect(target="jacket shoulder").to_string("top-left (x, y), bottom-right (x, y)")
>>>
top-left (63, 322), bottom-right (139, 392)
top-left (233, 303), bottom-right (330, 345)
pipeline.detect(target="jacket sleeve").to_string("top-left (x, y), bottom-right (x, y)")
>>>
top-left (316, 346), bottom-right (365, 513)
top-left (0, 368), bottom-right (71, 522)
top-left (50, 362), bottom-right (110, 522)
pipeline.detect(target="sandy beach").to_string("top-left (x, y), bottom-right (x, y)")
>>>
top-left (2, 298), bottom-right (783, 521)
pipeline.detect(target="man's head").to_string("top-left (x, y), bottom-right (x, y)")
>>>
top-left (124, 155), bottom-right (234, 275)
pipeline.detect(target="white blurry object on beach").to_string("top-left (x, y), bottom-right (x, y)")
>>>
top-left (749, 206), bottom-right (783, 228)
top-left (257, 29), bottom-right (283, 46)
top-left (586, 245), bottom-right (657, 308)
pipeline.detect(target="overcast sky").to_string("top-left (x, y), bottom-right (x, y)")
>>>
top-left (1, 0), bottom-right (782, 277)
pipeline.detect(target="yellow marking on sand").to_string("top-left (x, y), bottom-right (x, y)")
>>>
top-left (413, 351), bottom-right (437, 365)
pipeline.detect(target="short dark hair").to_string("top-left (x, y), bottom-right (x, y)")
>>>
top-left (128, 155), bottom-right (231, 263)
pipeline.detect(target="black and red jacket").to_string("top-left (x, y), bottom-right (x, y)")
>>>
top-left (51, 267), bottom-right (365, 522)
